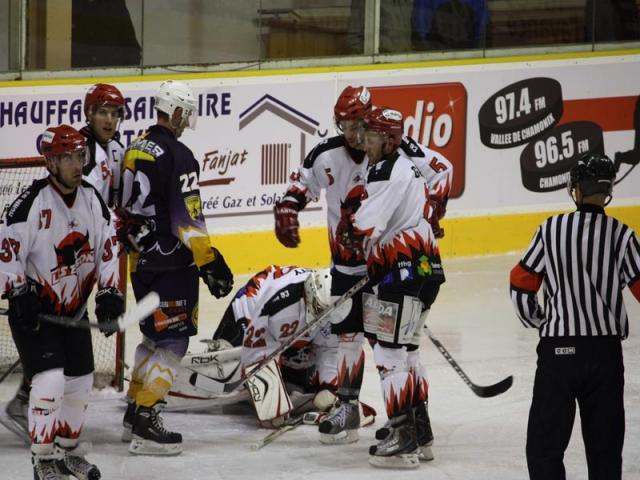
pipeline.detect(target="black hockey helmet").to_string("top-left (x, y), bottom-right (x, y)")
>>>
top-left (567, 153), bottom-right (616, 204)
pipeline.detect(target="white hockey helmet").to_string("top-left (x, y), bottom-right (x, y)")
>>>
top-left (304, 268), bottom-right (332, 318)
top-left (154, 80), bottom-right (198, 129)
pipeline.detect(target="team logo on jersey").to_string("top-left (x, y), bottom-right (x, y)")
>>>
top-left (51, 231), bottom-right (95, 284)
top-left (184, 195), bottom-right (202, 220)
top-left (417, 255), bottom-right (432, 276)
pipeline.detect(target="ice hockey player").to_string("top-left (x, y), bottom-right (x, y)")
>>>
top-left (168, 265), bottom-right (376, 428)
top-left (0, 124), bottom-right (124, 479)
top-left (81, 83), bottom-right (126, 207)
top-left (343, 108), bottom-right (446, 469)
top-left (1, 82), bottom-right (128, 448)
top-left (120, 79), bottom-right (234, 456)
top-left (274, 85), bottom-right (374, 444)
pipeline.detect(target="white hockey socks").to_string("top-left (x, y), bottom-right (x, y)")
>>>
top-left (29, 369), bottom-right (65, 447)
top-left (336, 332), bottom-right (365, 400)
top-left (407, 349), bottom-right (429, 404)
top-left (55, 373), bottom-right (92, 442)
top-left (374, 344), bottom-right (414, 418)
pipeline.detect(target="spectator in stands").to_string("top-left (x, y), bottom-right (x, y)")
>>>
top-left (585, 0), bottom-right (640, 42)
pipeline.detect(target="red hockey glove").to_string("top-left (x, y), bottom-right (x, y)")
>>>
top-left (274, 201), bottom-right (300, 248)
top-left (427, 197), bottom-right (447, 239)
top-left (114, 207), bottom-right (155, 253)
top-left (335, 215), bottom-right (364, 253)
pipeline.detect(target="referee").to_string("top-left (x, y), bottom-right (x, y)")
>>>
top-left (510, 153), bottom-right (640, 480)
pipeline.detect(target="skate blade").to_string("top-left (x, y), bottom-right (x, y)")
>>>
top-left (368, 453), bottom-right (420, 469)
top-left (418, 444), bottom-right (434, 462)
top-left (0, 415), bottom-right (30, 445)
top-left (319, 429), bottom-right (359, 445)
top-left (121, 427), bottom-right (132, 443)
top-left (128, 438), bottom-right (182, 456)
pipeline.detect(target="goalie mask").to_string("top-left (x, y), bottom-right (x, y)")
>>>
top-left (567, 153), bottom-right (616, 205)
top-left (154, 80), bottom-right (198, 130)
top-left (304, 268), bottom-right (332, 318)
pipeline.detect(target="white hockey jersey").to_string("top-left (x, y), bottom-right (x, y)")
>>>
top-left (232, 265), bottom-right (337, 385)
top-left (353, 148), bottom-right (445, 284)
top-left (399, 136), bottom-right (453, 204)
top-left (81, 127), bottom-right (124, 208)
top-left (0, 178), bottom-right (120, 314)
top-left (282, 136), bottom-right (368, 276)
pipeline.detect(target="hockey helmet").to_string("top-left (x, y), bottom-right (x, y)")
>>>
top-left (154, 80), bottom-right (198, 129)
top-left (84, 83), bottom-right (125, 119)
top-left (334, 86), bottom-right (372, 122)
top-left (304, 268), bottom-right (332, 317)
top-left (40, 125), bottom-right (87, 160)
top-left (567, 153), bottom-right (616, 203)
top-left (364, 107), bottom-right (404, 150)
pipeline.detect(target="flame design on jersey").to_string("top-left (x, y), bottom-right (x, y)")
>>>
top-left (244, 265), bottom-right (298, 298)
top-left (383, 371), bottom-right (415, 418)
top-left (328, 185), bottom-right (366, 266)
top-left (37, 270), bottom-right (96, 315)
top-left (366, 229), bottom-right (439, 282)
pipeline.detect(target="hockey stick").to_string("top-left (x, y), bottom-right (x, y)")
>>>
top-left (38, 292), bottom-right (159, 333)
top-left (250, 415), bottom-right (304, 450)
top-left (424, 326), bottom-right (513, 398)
top-left (190, 276), bottom-right (369, 395)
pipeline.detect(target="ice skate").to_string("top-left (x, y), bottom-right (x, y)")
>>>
top-left (128, 401), bottom-right (182, 456)
top-left (56, 442), bottom-right (101, 480)
top-left (318, 399), bottom-right (360, 444)
top-left (32, 455), bottom-right (65, 480)
top-left (369, 413), bottom-right (419, 469)
top-left (121, 399), bottom-right (136, 442)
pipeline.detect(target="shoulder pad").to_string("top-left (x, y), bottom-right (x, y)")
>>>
top-left (5, 178), bottom-right (48, 226)
top-left (366, 153), bottom-right (399, 183)
top-left (303, 136), bottom-right (345, 169)
top-left (81, 180), bottom-right (111, 223)
top-left (400, 137), bottom-right (425, 158)
top-left (260, 282), bottom-right (305, 317)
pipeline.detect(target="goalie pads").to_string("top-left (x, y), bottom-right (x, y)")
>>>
top-left (246, 359), bottom-right (293, 428)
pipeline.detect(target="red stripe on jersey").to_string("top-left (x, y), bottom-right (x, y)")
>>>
top-left (510, 263), bottom-right (543, 293)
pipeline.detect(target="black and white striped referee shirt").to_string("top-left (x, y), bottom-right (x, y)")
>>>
top-left (510, 204), bottom-right (640, 338)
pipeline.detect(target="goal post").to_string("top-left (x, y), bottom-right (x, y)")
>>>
top-left (0, 156), bottom-right (126, 391)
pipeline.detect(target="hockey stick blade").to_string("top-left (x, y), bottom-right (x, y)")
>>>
top-left (424, 326), bottom-right (513, 398)
top-left (250, 416), bottom-right (304, 450)
top-left (471, 375), bottom-right (513, 398)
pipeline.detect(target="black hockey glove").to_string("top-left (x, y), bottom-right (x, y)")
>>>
top-left (7, 284), bottom-right (42, 332)
top-left (95, 287), bottom-right (125, 337)
top-left (114, 207), bottom-right (155, 253)
top-left (200, 248), bottom-right (234, 299)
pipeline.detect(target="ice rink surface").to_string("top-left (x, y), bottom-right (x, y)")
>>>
top-left (1, 253), bottom-right (639, 480)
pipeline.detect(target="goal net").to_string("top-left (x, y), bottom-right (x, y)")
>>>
top-left (0, 157), bottom-right (125, 390)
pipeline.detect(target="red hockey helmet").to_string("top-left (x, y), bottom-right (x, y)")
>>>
top-left (334, 86), bottom-right (372, 122)
top-left (40, 125), bottom-right (87, 159)
top-left (84, 83), bottom-right (125, 119)
top-left (364, 107), bottom-right (404, 150)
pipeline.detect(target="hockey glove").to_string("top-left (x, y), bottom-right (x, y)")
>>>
top-left (7, 284), bottom-right (42, 332)
top-left (114, 207), bottom-right (155, 253)
top-left (335, 215), bottom-right (364, 254)
top-left (274, 200), bottom-right (300, 248)
top-left (200, 248), bottom-right (234, 298)
top-left (426, 197), bottom-right (447, 239)
top-left (95, 287), bottom-right (125, 337)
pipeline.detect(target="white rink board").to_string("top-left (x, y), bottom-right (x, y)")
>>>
top-left (0, 54), bottom-right (639, 235)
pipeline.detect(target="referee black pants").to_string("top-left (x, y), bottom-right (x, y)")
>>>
top-left (526, 336), bottom-right (625, 480)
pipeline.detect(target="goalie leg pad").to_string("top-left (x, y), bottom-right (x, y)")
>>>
top-left (246, 359), bottom-right (293, 427)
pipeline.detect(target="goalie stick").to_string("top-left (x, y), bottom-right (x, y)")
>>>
top-left (424, 325), bottom-right (513, 398)
top-left (250, 412), bottom-right (326, 450)
top-left (0, 292), bottom-right (160, 333)
top-left (189, 276), bottom-right (369, 395)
